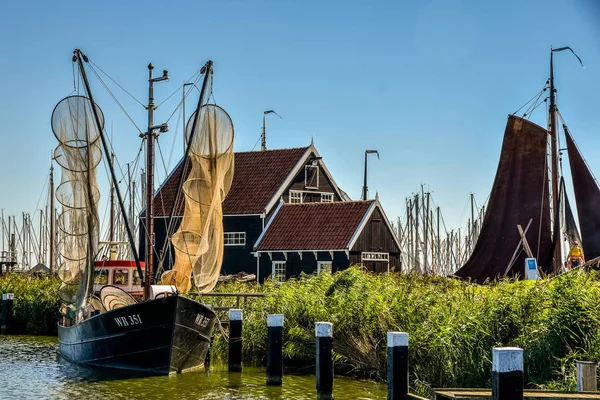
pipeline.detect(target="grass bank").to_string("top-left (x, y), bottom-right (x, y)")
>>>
top-left (206, 267), bottom-right (600, 395)
top-left (2, 267), bottom-right (600, 395)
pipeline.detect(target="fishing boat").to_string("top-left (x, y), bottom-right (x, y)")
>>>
top-left (55, 49), bottom-right (234, 374)
top-left (455, 47), bottom-right (600, 283)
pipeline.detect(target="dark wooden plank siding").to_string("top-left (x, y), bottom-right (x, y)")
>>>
top-left (349, 207), bottom-right (402, 273)
top-left (257, 251), bottom-right (350, 283)
top-left (284, 152), bottom-right (342, 203)
top-left (222, 215), bottom-right (264, 275)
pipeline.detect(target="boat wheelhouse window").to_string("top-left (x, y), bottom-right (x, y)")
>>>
top-left (305, 165), bottom-right (319, 189)
top-left (113, 269), bottom-right (129, 285)
top-left (317, 261), bottom-right (333, 274)
top-left (289, 190), bottom-right (303, 204)
top-left (132, 270), bottom-right (144, 285)
top-left (320, 193), bottom-right (333, 202)
top-left (272, 261), bottom-right (286, 282)
top-left (94, 268), bottom-right (109, 285)
top-left (224, 232), bottom-right (246, 246)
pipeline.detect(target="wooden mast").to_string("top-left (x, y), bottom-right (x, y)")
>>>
top-left (549, 49), bottom-right (561, 269)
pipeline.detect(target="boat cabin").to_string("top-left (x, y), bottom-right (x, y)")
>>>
top-left (93, 260), bottom-right (145, 295)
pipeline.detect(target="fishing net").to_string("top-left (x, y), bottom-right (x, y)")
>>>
top-left (52, 96), bottom-right (102, 317)
top-left (100, 285), bottom-right (137, 311)
top-left (162, 104), bottom-right (234, 293)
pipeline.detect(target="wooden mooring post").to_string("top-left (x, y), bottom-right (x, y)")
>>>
top-left (0, 293), bottom-right (14, 334)
top-left (315, 322), bottom-right (334, 400)
top-left (387, 332), bottom-right (409, 400)
top-left (576, 361), bottom-right (597, 392)
top-left (266, 314), bottom-right (283, 386)
top-left (492, 347), bottom-right (523, 400)
top-left (228, 309), bottom-right (242, 372)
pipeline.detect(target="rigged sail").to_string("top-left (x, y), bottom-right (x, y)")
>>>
top-left (564, 125), bottom-right (600, 260)
top-left (454, 115), bottom-right (553, 283)
top-left (162, 104), bottom-right (234, 293)
top-left (52, 95), bottom-right (102, 320)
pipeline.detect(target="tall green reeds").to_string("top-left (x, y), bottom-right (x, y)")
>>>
top-left (206, 267), bottom-right (600, 395)
top-left (2, 267), bottom-right (600, 395)
top-left (0, 273), bottom-right (61, 335)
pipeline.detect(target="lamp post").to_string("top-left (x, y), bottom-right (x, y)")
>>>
top-left (362, 150), bottom-right (380, 200)
top-left (261, 110), bottom-right (282, 151)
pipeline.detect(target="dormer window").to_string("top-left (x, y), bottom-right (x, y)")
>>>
top-left (321, 193), bottom-right (333, 202)
top-left (289, 190), bottom-right (303, 204)
top-left (305, 165), bottom-right (319, 189)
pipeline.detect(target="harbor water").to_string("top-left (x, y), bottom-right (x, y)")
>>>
top-left (0, 335), bottom-right (386, 399)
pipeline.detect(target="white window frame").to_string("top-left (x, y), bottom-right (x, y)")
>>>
top-left (289, 190), bottom-right (303, 204)
top-left (320, 193), bottom-right (334, 202)
top-left (317, 261), bottom-right (333, 274)
top-left (305, 165), bottom-right (319, 189)
top-left (224, 232), bottom-right (246, 246)
top-left (272, 261), bottom-right (286, 282)
top-left (361, 252), bottom-right (389, 262)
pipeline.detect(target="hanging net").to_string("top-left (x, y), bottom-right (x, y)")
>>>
top-left (162, 104), bottom-right (234, 293)
top-left (52, 95), bottom-right (102, 318)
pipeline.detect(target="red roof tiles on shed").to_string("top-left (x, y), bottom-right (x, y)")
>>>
top-left (255, 201), bottom-right (374, 251)
top-left (153, 147), bottom-right (309, 217)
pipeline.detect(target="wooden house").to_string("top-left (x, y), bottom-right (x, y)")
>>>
top-left (141, 143), bottom-right (348, 276)
top-left (253, 198), bottom-right (401, 281)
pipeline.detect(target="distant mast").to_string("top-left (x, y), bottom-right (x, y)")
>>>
top-left (549, 49), bottom-right (561, 269)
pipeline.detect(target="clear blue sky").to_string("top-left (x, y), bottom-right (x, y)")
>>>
top-left (0, 0), bottom-right (599, 231)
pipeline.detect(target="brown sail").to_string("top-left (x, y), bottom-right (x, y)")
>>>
top-left (454, 115), bottom-right (553, 283)
top-left (564, 125), bottom-right (600, 260)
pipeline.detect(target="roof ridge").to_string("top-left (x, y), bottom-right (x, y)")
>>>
top-left (234, 146), bottom-right (309, 155)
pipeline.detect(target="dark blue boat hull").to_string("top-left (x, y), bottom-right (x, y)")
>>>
top-left (58, 295), bottom-right (215, 375)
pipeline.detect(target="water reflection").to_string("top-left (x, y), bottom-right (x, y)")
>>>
top-left (0, 336), bottom-right (385, 399)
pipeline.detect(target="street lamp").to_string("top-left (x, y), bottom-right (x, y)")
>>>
top-left (362, 150), bottom-right (380, 200)
top-left (261, 110), bottom-right (282, 151)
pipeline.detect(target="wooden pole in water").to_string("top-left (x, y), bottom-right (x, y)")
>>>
top-left (228, 309), bottom-right (243, 372)
top-left (576, 361), bottom-right (597, 392)
top-left (387, 332), bottom-right (409, 400)
top-left (492, 347), bottom-right (523, 400)
top-left (267, 314), bottom-right (284, 385)
top-left (0, 293), bottom-right (14, 334)
top-left (315, 322), bottom-right (333, 400)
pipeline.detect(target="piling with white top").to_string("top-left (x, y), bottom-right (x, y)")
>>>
top-left (315, 322), bottom-right (334, 400)
top-left (229, 309), bottom-right (243, 372)
top-left (492, 347), bottom-right (523, 400)
top-left (387, 332), bottom-right (409, 400)
top-left (576, 361), bottom-right (597, 392)
top-left (267, 314), bottom-right (284, 385)
top-left (0, 293), bottom-right (14, 334)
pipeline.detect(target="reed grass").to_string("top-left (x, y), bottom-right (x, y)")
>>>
top-left (206, 267), bottom-right (600, 395)
top-left (2, 267), bottom-right (600, 395)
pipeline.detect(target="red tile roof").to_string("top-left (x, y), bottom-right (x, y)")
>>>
top-left (255, 201), bottom-right (374, 251)
top-left (152, 147), bottom-right (309, 216)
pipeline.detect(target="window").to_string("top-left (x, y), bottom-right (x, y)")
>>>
top-left (272, 261), bottom-right (286, 282)
top-left (113, 269), bottom-right (129, 285)
top-left (132, 270), bottom-right (144, 285)
top-left (305, 165), bottom-right (319, 189)
top-left (361, 252), bottom-right (389, 262)
top-left (224, 232), bottom-right (246, 246)
top-left (317, 261), bottom-right (332, 274)
top-left (94, 268), bottom-right (109, 285)
top-left (289, 190), bottom-right (303, 204)
top-left (321, 193), bottom-right (333, 202)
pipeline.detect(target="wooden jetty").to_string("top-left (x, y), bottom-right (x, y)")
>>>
top-left (433, 388), bottom-right (600, 399)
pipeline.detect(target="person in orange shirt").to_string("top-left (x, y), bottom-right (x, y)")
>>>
top-left (567, 240), bottom-right (584, 269)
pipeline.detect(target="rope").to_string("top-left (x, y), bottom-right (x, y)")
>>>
top-left (513, 86), bottom-right (547, 116)
top-left (89, 60), bottom-right (146, 108)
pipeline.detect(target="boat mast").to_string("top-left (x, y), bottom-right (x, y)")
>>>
top-left (49, 164), bottom-right (54, 275)
top-left (549, 49), bottom-right (561, 268)
top-left (144, 63), bottom-right (169, 300)
top-left (73, 49), bottom-right (145, 288)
